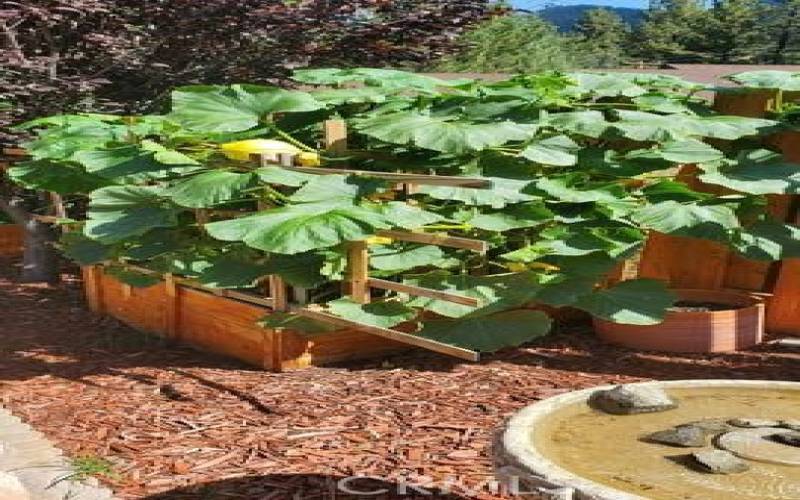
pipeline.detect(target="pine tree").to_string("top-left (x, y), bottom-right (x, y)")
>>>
top-left (636, 0), bottom-right (706, 63)
top-left (575, 8), bottom-right (629, 68)
top-left (701, 0), bottom-right (770, 63)
top-left (432, 14), bottom-right (587, 73)
top-left (765, 0), bottom-right (800, 63)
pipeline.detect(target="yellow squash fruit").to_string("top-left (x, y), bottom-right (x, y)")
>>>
top-left (221, 139), bottom-right (301, 161)
top-left (297, 151), bottom-right (322, 167)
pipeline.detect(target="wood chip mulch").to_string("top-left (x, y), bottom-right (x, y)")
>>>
top-left (0, 258), bottom-right (797, 499)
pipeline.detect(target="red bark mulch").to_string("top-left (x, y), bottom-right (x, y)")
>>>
top-left (0, 258), bottom-right (797, 499)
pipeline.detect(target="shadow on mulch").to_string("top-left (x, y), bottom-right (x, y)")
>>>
top-left (1, 257), bottom-right (797, 387)
top-left (142, 473), bottom-right (471, 499)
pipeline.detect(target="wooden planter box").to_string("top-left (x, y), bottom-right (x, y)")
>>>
top-left (594, 289), bottom-right (765, 353)
top-left (0, 225), bottom-right (23, 256)
top-left (81, 266), bottom-right (408, 371)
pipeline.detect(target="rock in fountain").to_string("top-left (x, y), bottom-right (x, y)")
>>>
top-left (771, 431), bottom-right (800, 447)
top-left (728, 417), bottom-right (780, 428)
top-left (717, 427), bottom-right (800, 466)
top-left (691, 449), bottom-right (750, 474)
top-left (590, 384), bottom-right (677, 415)
top-left (645, 425), bottom-right (707, 447)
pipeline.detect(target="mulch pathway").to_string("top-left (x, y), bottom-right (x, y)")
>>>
top-left (0, 258), bottom-right (797, 499)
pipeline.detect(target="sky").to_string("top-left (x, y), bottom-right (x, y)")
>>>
top-left (511, 0), bottom-right (648, 10)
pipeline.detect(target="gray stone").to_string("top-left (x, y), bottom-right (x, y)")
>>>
top-left (684, 419), bottom-right (734, 435)
top-left (728, 418), bottom-right (780, 428)
top-left (771, 431), bottom-right (800, 447)
top-left (590, 384), bottom-right (677, 415)
top-left (692, 450), bottom-right (750, 474)
top-left (780, 420), bottom-right (800, 431)
top-left (717, 427), bottom-right (800, 466)
top-left (645, 425), bottom-right (707, 447)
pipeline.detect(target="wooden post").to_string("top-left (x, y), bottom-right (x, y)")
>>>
top-left (347, 241), bottom-right (370, 304)
top-left (324, 119), bottom-right (348, 154)
top-left (164, 273), bottom-right (180, 339)
top-left (82, 265), bottom-right (105, 314)
top-left (269, 275), bottom-right (288, 312)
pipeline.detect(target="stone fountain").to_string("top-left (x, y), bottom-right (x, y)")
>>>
top-left (495, 380), bottom-right (800, 499)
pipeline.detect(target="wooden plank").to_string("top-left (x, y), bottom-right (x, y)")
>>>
top-left (292, 305), bottom-right (480, 362)
top-left (1, 148), bottom-right (27, 157)
top-left (638, 232), bottom-right (729, 289)
top-left (278, 165), bottom-right (493, 188)
top-left (368, 278), bottom-right (481, 307)
top-left (766, 259), bottom-right (800, 334)
top-left (82, 265), bottom-right (105, 314)
top-left (376, 229), bottom-right (489, 254)
top-left (347, 241), bottom-right (370, 304)
top-left (164, 273), bottom-right (180, 339)
top-left (324, 119), bottom-right (348, 154)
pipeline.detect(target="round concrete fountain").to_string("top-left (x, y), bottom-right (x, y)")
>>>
top-left (495, 380), bottom-right (800, 500)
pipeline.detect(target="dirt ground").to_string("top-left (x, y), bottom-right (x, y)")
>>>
top-left (0, 258), bottom-right (797, 499)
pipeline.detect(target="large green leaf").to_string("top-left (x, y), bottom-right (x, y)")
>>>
top-left (731, 220), bottom-right (800, 261)
top-left (205, 203), bottom-right (390, 254)
top-left (293, 68), bottom-right (472, 92)
top-left (520, 135), bottom-right (580, 166)
top-left (698, 149), bottom-right (800, 195)
top-left (59, 233), bottom-right (112, 265)
top-left (84, 186), bottom-right (180, 243)
top-left (256, 166), bottom-right (318, 187)
top-left (197, 255), bottom-right (270, 289)
top-left (466, 202), bottom-right (554, 231)
top-left (7, 160), bottom-right (110, 194)
top-left (419, 178), bottom-right (535, 208)
top-left (418, 309), bottom-right (552, 352)
top-left (575, 279), bottom-right (676, 325)
top-left (170, 84), bottom-right (322, 133)
top-left (726, 70), bottom-right (800, 91)
top-left (377, 202), bottom-right (444, 229)
top-left (533, 175), bottom-right (625, 203)
top-left (355, 111), bottom-right (535, 154)
top-left (656, 139), bottom-right (724, 164)
top-left (289, 174), bottom-right (385, 204)
top-left (370, 245), bottom-right (456, 272)
top-left (259, 312), bottom-right (338, 334)
top-left (105, 266), bottom-right (162, 288)
top-left (74, 146), bottom-right (192, 180)
top-left (169, 171), bottom-right (257, 208)
top-left (631, 201), bottom-right (739, 239)
top-left (326, 298), bottom-right (417, 329)
top-left (263, 252), bottom-right (327, 288)
top-left (546, 110), bottom-right (608, 138)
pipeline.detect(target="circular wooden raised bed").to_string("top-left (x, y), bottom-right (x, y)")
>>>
top-left (594, 289), bottom-right (765, 353)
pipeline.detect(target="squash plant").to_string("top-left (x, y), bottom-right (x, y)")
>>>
top-left (7, 68), bottom-right (800, 353)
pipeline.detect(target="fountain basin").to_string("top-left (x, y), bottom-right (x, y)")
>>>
top-left (496, 380), bottom-right (800, 500)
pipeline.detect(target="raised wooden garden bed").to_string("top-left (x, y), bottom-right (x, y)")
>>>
top-left (594, 289), bottom-right (766, 353)
top-left (0, 225), bottom-right (23, 256)
top-left (82, 265), bottom-right (408, 371)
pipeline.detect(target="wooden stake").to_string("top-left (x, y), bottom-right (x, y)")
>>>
top-left (83, 265), bottom-right (105, 314)
top-left (278, 166), bottom-right (492, 188)
top-left (269, 275), bottom-right (289, 312)
top-left (293, 305), bottom-right (479, 362)
top-left (324, 119), bottom-right (348, 154)
top-left (347, 241), bottom-right (370, 304)
top-left (377, 230), bottom-right (489, 254)
top-left (368, 278), bottom-right (481, 307)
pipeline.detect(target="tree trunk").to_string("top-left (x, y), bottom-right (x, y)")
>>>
top-left (0, 197), bottom-right (60, 283)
